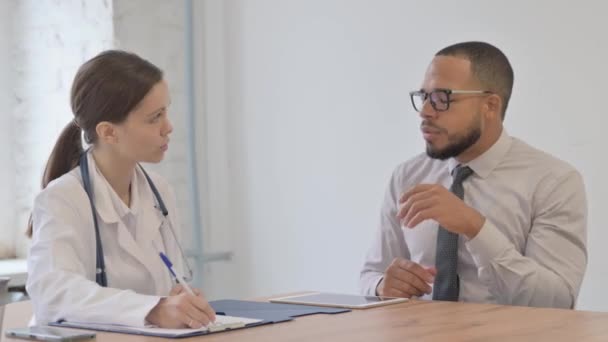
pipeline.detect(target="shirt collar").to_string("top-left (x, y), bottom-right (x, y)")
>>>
top-left (447, 129), bottom-right (512, 179)
top-left (88, 151), bottom-right (143, 223)
top-left (105, 168), bottom-right (141, 219)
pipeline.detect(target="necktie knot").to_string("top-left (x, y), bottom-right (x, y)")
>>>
top-left (452, 165), bottom-right (473, 185)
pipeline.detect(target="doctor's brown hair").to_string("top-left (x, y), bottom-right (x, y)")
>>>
top-left (26, 50), bottom-right (163, 237)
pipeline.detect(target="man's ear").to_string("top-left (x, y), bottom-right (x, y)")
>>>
top-left (484, 94), bottom-right (502, 121)
top-left (95, 121), bottom-right (118, 144)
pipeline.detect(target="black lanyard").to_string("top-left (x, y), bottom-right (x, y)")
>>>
top-left (79, 152), bottom-right (168, 287)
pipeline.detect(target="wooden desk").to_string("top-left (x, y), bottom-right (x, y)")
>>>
top-left (3, 298), bottom-right (608, 341)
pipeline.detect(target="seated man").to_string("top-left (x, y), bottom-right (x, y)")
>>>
top-left (360, 41), bottom-right (587, 308)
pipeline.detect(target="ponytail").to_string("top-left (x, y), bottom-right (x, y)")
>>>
top-left (26, 120), bottom-right (83, 237)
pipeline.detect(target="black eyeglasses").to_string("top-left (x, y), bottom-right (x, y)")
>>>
top-left (409, 88), bottom-right (493, 112)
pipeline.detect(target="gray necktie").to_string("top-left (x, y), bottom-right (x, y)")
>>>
top-left (432, 165), bottom-right (474, 301)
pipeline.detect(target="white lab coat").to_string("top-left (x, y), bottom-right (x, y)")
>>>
top-left (27, 151), bottom-right (186, 327)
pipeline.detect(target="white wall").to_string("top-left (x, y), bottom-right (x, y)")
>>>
top-left (196, 0), bottom-right (608, 311)
top-left (0, 0), bottom-right (17, 258)
top-left (191, 0), bottom-right (241, 298)
top-left (7, 0), bottom-right (113, 258)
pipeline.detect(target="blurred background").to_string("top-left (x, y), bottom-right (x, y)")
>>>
top-left (1, 0), bottom-right (607, 312)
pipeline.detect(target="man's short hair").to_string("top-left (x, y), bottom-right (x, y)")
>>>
top-left (436, 41), bottom-right (514, 120)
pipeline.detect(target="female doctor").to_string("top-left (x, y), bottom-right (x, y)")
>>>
top-left (26, 50), bottom-right (216, 328)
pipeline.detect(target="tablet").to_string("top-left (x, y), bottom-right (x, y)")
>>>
top-left (269, 292), bottom-right (407, 309)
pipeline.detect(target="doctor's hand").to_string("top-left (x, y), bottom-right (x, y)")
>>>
top-left (170, 284), bottom-right (203, 296)
top-left (397, 184), bottom-right (485, 239)
top-left (146, 289), bottom-right (216, 329)
top-left (376, 258), bottom-right (436, 298)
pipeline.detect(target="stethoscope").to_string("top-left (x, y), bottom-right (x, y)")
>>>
top-left (79, 152), bottom-right (193, 287)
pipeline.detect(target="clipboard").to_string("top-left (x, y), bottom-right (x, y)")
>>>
top-left (49, 314), bottom-right (267, 338)
top-left (47, 298), bottom-right (352, 338)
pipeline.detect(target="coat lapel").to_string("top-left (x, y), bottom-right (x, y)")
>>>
top-left (87, 153), bottom-right (167, 291)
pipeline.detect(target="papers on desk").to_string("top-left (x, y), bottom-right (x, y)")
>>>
top-left (50, 315), bottom-right (263, 338)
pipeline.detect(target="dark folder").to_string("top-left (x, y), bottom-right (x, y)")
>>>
top-left (210, 299), bottom-right (351, 323)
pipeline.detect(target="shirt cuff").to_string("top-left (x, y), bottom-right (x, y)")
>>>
top-left (130, 295), bottom-right (163, 327)
top-left (465, 219), bottom-right (511, 269)
top-left (373, 276), bottom-right (384, 296)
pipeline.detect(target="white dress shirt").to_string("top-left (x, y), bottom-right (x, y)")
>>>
top-left (360, 130), bottom-right (587, 308)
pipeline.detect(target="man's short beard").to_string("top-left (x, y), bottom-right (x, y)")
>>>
top-left (426, 117), bottom-right (482, 160)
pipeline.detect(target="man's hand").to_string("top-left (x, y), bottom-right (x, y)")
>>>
top-left (377, 258), bottom-right (436, 298)
top-left (146, 285), bottom-right (216, 328)
top-left (397, 184), bottom-right (485, 239)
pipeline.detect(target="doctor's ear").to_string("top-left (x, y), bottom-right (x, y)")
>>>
top-left (95, 121), bottom-right (119, 144)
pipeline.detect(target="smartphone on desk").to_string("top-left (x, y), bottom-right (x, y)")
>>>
top-left (5, 326), bottom-right (95, 341)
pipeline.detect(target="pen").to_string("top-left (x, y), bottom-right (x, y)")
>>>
top-left (159, 252), bottom-right (195, 296)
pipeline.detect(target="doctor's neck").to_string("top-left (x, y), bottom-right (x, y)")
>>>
top-left (91, 147), bottom-right (135, 207)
